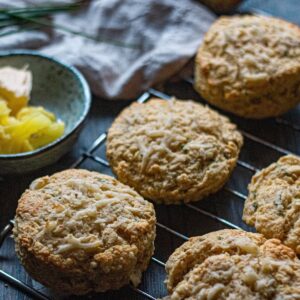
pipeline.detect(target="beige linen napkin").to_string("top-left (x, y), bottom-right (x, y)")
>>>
top-left (0, 0), bottom-right (216, 99)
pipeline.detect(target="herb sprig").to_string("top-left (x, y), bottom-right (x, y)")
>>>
top-left (0, 2), bottom-right (137, 48)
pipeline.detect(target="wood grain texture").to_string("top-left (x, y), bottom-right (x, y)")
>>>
top-left (0, 78), bottom-right (299, 300)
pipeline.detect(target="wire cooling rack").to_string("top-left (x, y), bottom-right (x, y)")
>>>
top-left (0, 78), bottom-right (299, 299)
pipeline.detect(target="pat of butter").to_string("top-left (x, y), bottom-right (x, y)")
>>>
top-left (0, 66), bottom-right (32, 115)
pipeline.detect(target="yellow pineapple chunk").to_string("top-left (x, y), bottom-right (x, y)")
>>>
top-left (0, 106), bottom-right (65, 154)
top-left (0, 98), bottom-right (10, 125)
top-left (29, 121), bottom-right (65, 149)
top-left (0, 65), bottom-right (65, 154)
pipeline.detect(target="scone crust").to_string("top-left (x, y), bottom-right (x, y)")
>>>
top-left (164, 229), bottom-right (300, 300)
top-left (107, 98), bottom-right (243, 204)
top-left (243, 155), bottom-right (300, 254)
top-left (13, 169), bottom-right (156, 295)
top-left (194, 15), bottom-right (300, 118)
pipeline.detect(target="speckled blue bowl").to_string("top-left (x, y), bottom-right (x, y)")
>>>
top-left (0, 51), bottom-right (91, 175)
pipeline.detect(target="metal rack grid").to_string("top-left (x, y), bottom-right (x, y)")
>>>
top-left (0, 80), bottom-right (299, 299)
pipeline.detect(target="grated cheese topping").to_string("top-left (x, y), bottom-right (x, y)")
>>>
top-left (16, 170), bottom-right (155, 260)
top-left (165, 230), bottom-right (300, 300)
top-left (107, 98), bottom-right (243, 203)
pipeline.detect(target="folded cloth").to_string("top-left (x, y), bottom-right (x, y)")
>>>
top-left (0, 0), bottom-right (215, 99)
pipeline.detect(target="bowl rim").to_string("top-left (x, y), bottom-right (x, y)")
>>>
top-left (0, 50), bottom-right (91, 160)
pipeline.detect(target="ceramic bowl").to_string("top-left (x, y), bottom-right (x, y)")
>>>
top-left (0, 51), bottom-right (91, 175)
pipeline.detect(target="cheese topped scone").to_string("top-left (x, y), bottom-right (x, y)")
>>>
top-left (163, 230), bottom-right (300, 300)
top-left (14, 169), bottom-right (156, 295)
top-left (243, 155), bottom-right (300, 254)
top-left (194, 15), bottom-right (300, 118)
top-left (107, 98), bottom-right (243, 204)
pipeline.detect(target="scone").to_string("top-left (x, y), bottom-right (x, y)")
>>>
top-left (243, 155), bottom-right (300, 254)
top-left (199, 0), bottom-right (241, 14)
top-left (194, 15), bottom-right (300, 118)
top-left (13, 169), bottom-right (156, 295)
top-left (107, 98), bottom-right (243, 204)
top-left (163, 229), bottom-right (300, 300)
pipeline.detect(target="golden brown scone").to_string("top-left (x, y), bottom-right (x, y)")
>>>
top-left (13, 169), bottom-right (156, 295)
top-left (163, 229), bottom-right (300, 300)
top-left (107, 98), bottom-right (243, 204)
top-left (199, 0), bottom-right (241, 13)
top-left (243, 155), bottom-right (300, 255)
top-left (194, 15), bottom-right (300, 118)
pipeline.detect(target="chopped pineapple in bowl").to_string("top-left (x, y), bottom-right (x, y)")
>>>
top-left (0, 51), bottom-right (91, 175)
top-left (0, 103), bottom-right (65, 154)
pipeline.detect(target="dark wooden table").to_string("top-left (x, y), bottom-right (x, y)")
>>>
top-left (0, 79), bottom-right (299, 300)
